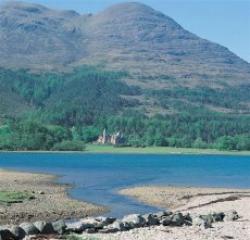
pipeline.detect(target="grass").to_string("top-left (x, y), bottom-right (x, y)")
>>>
top-left (0, 191), bottom-right (34, 204)
top-left (85, 144), bottom-right (250, 156)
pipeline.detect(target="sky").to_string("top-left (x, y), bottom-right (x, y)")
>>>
top-left (1, 0), bottom-right (250, 62)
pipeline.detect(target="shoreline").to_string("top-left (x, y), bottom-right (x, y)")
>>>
top-left (1, 145), bottom-right (250, 156)
top-left (0, 168), bottom-right (107, 224)
top-left (119, 186), bottom-right (250, 211)
top-left (1, 168), bottom-right (250, 239)
top-left (78, 186), bottom-right (250, 239)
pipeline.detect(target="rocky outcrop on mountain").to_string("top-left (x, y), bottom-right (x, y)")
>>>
top-left (0, 1), bottom-right (249, 88)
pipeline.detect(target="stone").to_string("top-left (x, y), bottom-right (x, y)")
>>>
top-left (122, 214), bottom-right (146, 228)
top-left (170, 213), bottom-right (185, 226)
top-left (183, 213), bottom-right (192, 226)
top-left (0, 229), bottom-right (15, 240)
top-left (155, 211), bottom-right (173, 219)
top-left (110, 220), bottom-right (127, 231)
top-left (95, 216), bottom-right (116, 226)
top-left (9, 226), bottom-right (26, 240)
top-left (224, 210), bottom-right (239, 221)
top-left (52, 220), bottom-right (66, 235)
top-left (160, 215), bottom-right (173, 226)
top-left (66, 222), bottom-right (86, 233)
top-left (192, 216), bottom-right (212, 229)
top-left (211, 212), bottom-right (225, 222)
top-left (143, 214), bottom-right (159, 226)
top-left (19, 222), bottom-right (39, 235)
top-left (99, 227), bottom-right (119, 233)
top-left (33, 221), bottom-right (55, 234)
top-left (200, 214), bottom-right (214, 225)
top-left (85, 228), bottom-right (97, 234)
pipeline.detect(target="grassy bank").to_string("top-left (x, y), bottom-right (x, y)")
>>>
top-left (1, 144), bottom-right (250, 155)
top-left (85, 144), bottom-right (250, 155)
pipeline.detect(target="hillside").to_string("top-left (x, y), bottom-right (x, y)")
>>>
top-left (0, 1), bottom-right (249, 82)
top-left (0, 1), bottom-right (249, 151)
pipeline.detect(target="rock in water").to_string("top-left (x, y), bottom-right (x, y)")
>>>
top-left (19, 222), bottom-right (39, 235)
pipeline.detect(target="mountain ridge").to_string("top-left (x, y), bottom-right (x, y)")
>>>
top-left (0, 1), bottom-right (249, 89)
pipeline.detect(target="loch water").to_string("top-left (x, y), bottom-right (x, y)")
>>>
top-left (0, 153), bottom-right (250, 217)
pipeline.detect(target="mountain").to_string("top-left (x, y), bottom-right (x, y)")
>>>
top-left (0, 1), bottom-right (249, 86)
top-left (0, 1), bottom-right (250, 151)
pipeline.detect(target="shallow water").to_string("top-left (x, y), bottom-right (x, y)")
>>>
top-left (0, 153), bottom-right (250, 217)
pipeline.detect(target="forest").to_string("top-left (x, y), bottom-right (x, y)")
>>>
top-left (0, 67), bottom-right (249, 151)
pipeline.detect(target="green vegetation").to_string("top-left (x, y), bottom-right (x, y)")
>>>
top-left (52, 141), bottom-right (86, 151)
top-left (85, 144), bottom-right (250, 155)
top-left (0, 191), bottom-right (34, 204)
top-left (150, 86), bottom-right (250, 112)
top-left (0, 66), bottom-right (249, 152)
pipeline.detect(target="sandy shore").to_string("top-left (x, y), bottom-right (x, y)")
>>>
top-left (80, 186), bottom-right (250, 240)
top-left (0, 169), bottom-right (106, 224)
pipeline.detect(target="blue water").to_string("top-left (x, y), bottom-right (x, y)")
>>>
top-left (0, 153), bottom-right (250, 217)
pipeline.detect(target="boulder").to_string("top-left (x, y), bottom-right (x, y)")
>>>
top-left (155, 211), bottom-right (173, 220)
top-left (19, 222), bottom-right (39, 235)
top-left (99, 228), bottom-right (119, 233)
top-left (211, 212), bottom-right (225, 222)
top-left (200, 214), bottom-right (214, 225)
top-left (52, 220), bottom-right (66, 235)
top-left (95, 216), bottom-right (116, 227)
top-left (0, 229), bottom-right (15, 240)
top-left (170, 213), bottom-right (185, 226)
top-left (85, 228), bottom-right (97, 234)
top-left (9, 226), bottom-right (26, 240)
top-left (143, 214), bottom-right (159, 226)
top-left (183, 213), bottom-right (192, 226)
top-left (224, 210), bottom-right (239, 221)
top-left (33, 221), bottom-right (55, 234)
top-left (66, 222), bottom-right (86, 233)
top-left (109, 220), bottom-right (127, 231)
top-left (122, 214), bottom-right (146, 228)
top-left (192, 216), bottom-right (212, 229)
top-left (160, 215), bottom-right (173, 226)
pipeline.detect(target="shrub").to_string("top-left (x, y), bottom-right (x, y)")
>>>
top-left (52, 141), bottom-right (85, 151)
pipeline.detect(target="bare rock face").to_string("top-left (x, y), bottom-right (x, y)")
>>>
top-left (0, 1), bottom-right (249, 87)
